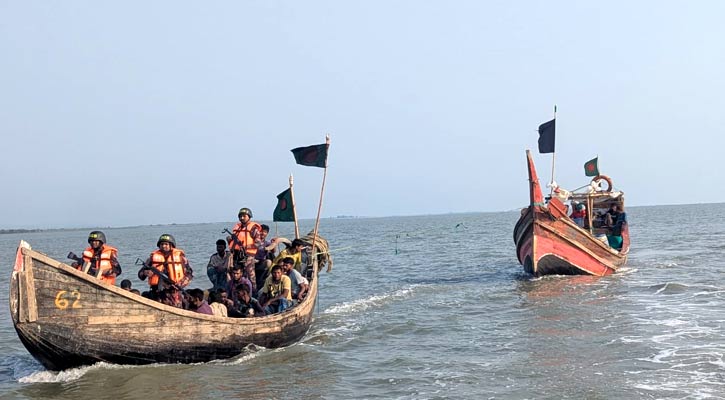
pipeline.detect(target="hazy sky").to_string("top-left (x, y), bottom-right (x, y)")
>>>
top-left (2, 1), bottom-right (724, 228)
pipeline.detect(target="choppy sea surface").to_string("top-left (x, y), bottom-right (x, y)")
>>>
top-left (1, 204), bottom-right (725, 399)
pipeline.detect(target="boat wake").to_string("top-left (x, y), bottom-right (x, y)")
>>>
top-left (18, 361), bottom-right (134, 384)
top-left (323, 285), bottom-right (422, 315)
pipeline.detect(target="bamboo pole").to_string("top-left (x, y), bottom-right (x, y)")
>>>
top-left (289, 174), bottom-right (300, 239)
top-left (311, 135), bottom-right (330, 255)
top-left (549, 105), bottom-right (557, 196)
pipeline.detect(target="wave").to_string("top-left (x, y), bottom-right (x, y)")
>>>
top-left (323, 285), bottom-right (422, 315)
top-left (18, 362), bottom-right (134, 384)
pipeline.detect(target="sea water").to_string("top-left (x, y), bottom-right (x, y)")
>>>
top-left (0, 204), bottom-right (724, 399)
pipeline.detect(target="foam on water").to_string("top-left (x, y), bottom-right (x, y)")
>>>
top-left (323, 285), bottom-right (421, 315)
top-left (18, 362), bottom-right (134, 383)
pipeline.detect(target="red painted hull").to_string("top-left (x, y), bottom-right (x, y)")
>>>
top-left (513, 151), bottom-right (629, 276)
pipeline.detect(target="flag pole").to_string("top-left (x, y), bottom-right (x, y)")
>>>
top-left (289, 174), bottom-right (300, 239)
top-left (311, 135), bottom-right (330, 255)
top-left (549, 105), bottom-right (557, 196)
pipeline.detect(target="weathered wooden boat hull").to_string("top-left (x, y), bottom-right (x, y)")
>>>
top-left (9, 242), bottom-right (318, 371)
top-left (513, 150), bottom-right (629, 276)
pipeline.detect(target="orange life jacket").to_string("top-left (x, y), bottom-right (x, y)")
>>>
top-left (82, 245), bottom-right (118, 286)
top-left (150, 248), bottom-right (187, 285)
top-left (230, 221), bottom-right (261, 256)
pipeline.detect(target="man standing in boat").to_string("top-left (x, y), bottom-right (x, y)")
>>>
top-left (207, 239), bottom-right (231, 291)
top-left (72, 231), bottom-right (122, 286)
top-left (227, 207), bottom-right (262, 293)
top-left (605, 204), bottom-right (627, 250)
top-left (138, 234), bottom-right (193, 300)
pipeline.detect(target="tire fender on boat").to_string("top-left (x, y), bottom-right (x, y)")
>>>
top-left (591, 175), bottom-right (613, 192)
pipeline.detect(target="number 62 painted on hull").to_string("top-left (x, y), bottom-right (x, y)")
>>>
top-left (54, 290), bottom-right (81, 310)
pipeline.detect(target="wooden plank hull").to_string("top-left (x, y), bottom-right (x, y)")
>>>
top-left (514, 206), bottom-right (628, 276)
top-left (9, 242), bottom-right (318, 370)
top-left (513, 151), bottom-right (629, 276)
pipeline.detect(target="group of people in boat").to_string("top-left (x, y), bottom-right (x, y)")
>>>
top-left (567, 200), bottom-right (627, 250)
top-left (69, 207), bottom-right (310, 317)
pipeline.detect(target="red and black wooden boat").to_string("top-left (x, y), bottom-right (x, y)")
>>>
top-left (513, 150), bottom-right (630, 276)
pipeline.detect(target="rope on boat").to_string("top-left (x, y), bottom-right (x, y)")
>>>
top-left (300, 231), bottom-right (333, 273)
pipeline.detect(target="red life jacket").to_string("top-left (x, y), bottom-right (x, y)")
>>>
top-left (82, 245), bottom-right (118, 285)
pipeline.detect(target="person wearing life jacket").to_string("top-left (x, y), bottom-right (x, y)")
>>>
top-left (72, 231), bottom-right (122, 286)
top-left (138, 234), bottom-right (193, 302)
top-left (227, 207), bottom-right (262, 293)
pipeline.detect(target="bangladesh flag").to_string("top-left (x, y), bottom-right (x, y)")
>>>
top-left (291, 143), bottom-right (328, 168)
top-left (584, 157), bottom-right (599, 177)
top-left (273, 188), bottom-right (295, 222)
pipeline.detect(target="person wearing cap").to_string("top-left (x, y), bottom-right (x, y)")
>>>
top-left (227, 207), bottom-right (262, 292)
top-left (207, 239), bottom-right (231, 291)
top-left (138, 234), bottom-right (193, 300)
top-left (72, 231), bottom-right (122, 286)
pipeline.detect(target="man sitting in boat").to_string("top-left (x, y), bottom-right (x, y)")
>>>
top-left (187, 288), bottom-right (214, 315)
top-left (604, 204), bottom-right (627, 250)
top-left (138, 234), bottom-right (193, 302)
top-left (207, 288), bottom-right (228, 317)
top-left (570, 202), bottom-right (587, 228)
top-left (259, 265), bottom-right (292, 315)
top-left (226, 265), bottom-right (253, 303)
top-left (281, 257), bottom-right (308, 302)
top-left (71, 231), bottom-right (122, 286)
top-left (228, 284), bottom-right (264, 318)
top-left (273, 238), bottom-right (306, 274)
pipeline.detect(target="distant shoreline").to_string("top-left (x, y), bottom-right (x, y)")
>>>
top-left (0, 229), bottom-right (43, 235)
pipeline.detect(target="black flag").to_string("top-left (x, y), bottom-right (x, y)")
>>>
top-left (538, 119), bottom-right (556, 154)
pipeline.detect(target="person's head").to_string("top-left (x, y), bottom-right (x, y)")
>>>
top-left (157, 234), bottom-right (176, 251)
top-left (236, 283), bottom-right (251, 301)
top-left (238, 207), bottom-right (253, 223)
top-left (260, 224), bottom-right (270, 240)
top-left (130, 289), bottom-right (140, 295)
top-left (610, 203), bottom-right (620, 212)
top-left (88, 231), bottom-right (106, 249)
top-left (231, 266), bottom-right (244, 280)
top-left (188, 288), bottom-right (204, 307)
top-left (120, 279), bottom-right (132, 290)
top-left (576, 203), bottom-right (585, 211)
top-left (219, 289), bottom-right (228, 302)
top-left (208, 288), bottom-right (223, 304)
top-left (290, 239), bottom-right (305, 253)
top-left (271, 265), bottom-right (283, 281)
top-left (282, 257), bottom-right (295, 273)
top-left (215, 239), bottom-right (226, 253)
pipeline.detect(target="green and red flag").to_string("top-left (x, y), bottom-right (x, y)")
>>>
top-left (291, 143), bottom-right (328, 168)
top-left (273, 188), bottom-right (295, 222)
top-left (584, 157), bottom-right (599, 177)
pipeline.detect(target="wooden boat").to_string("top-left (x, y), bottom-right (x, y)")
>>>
top-left (9, 235), bottom-right (330, 371)
top-left (513, 150), bottom-right (630, 276)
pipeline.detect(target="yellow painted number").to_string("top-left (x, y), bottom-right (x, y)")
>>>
top-left (54, 290), bottom-right (82, 310)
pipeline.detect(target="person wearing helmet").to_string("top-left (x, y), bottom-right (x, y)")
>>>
top-left (138, 234), bottom-right (193, 305)
top-left (227, 207), bottom-right (262, 293)
top-left (72, 231), bottom-right (122, 286)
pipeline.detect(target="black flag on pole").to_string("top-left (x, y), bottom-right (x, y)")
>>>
top-left (537, 119), bottom-right (556, 154)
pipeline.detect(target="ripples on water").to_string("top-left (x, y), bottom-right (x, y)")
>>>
top-left (1, 204), bottom-right (725, 399)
